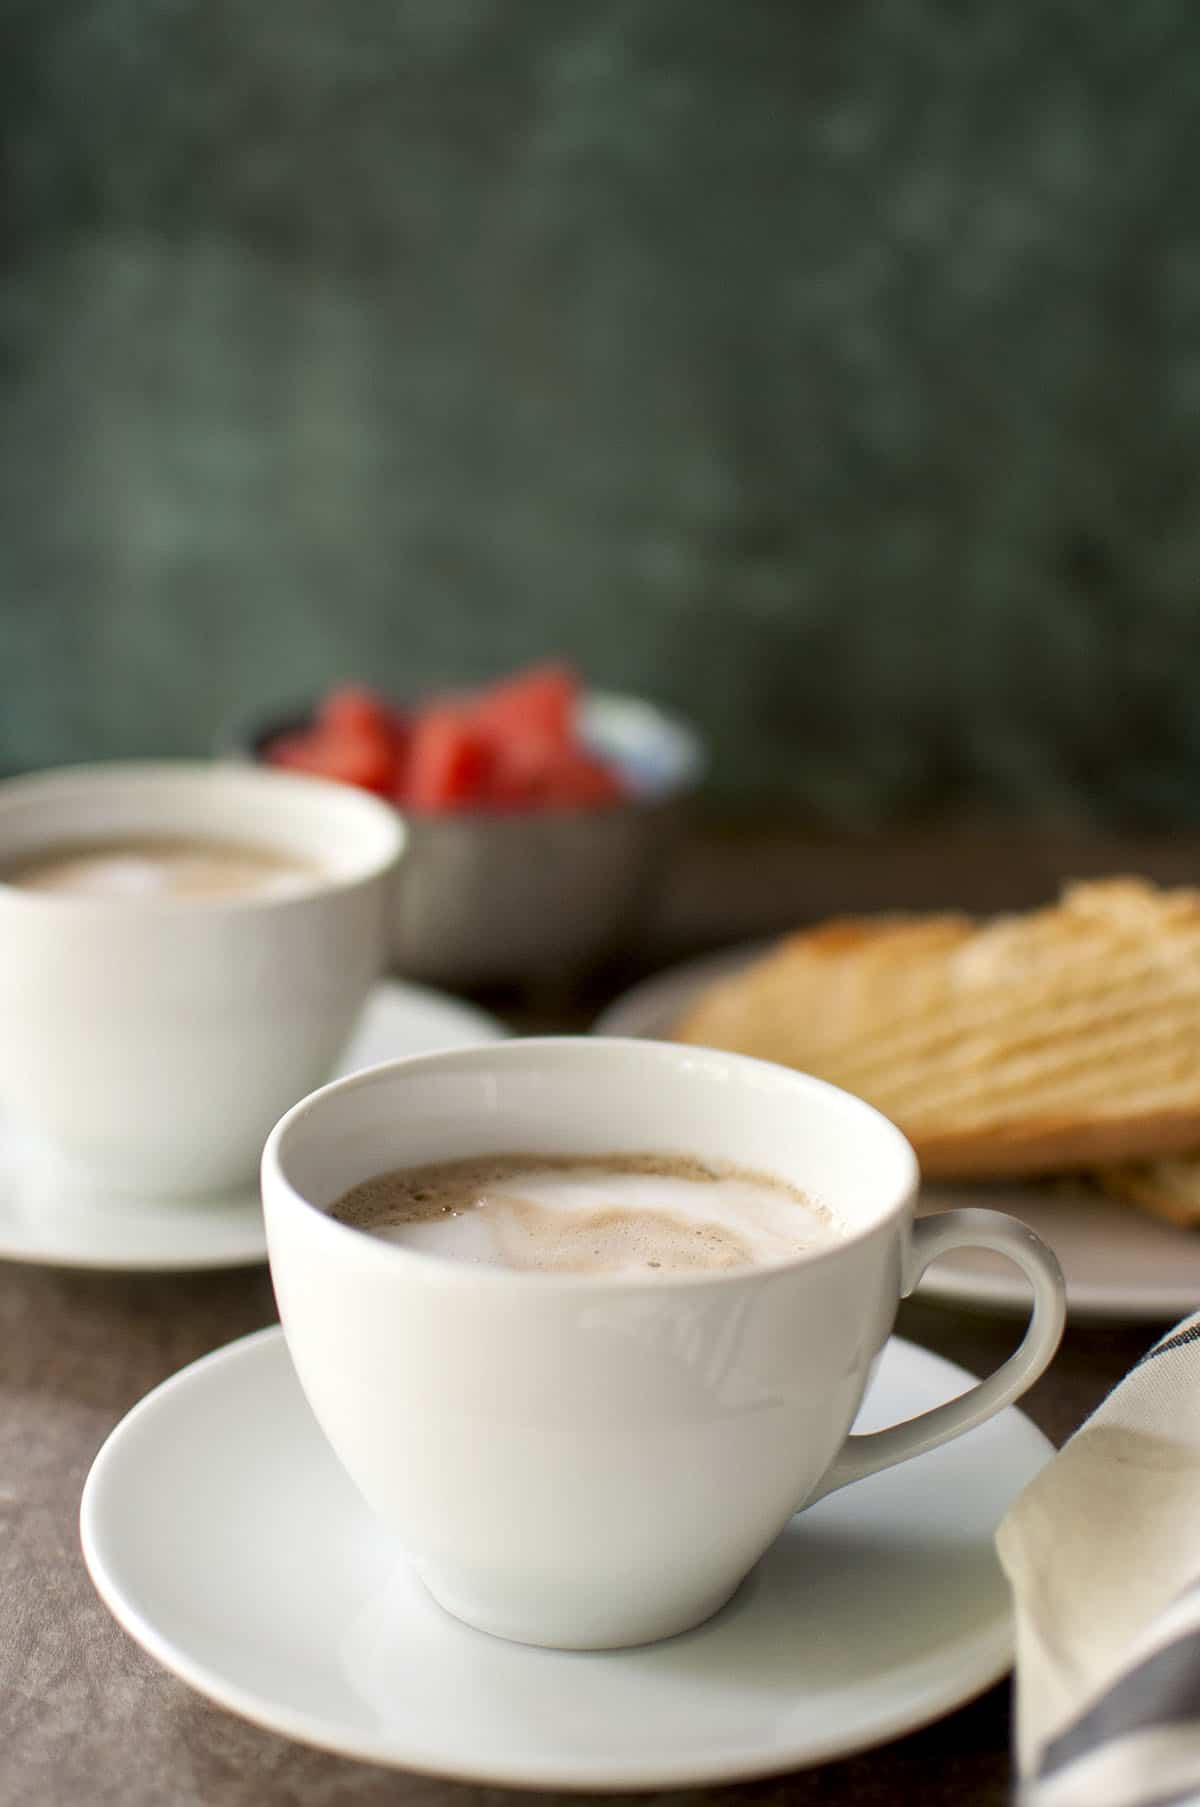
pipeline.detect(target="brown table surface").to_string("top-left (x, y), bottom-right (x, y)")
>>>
top-left (5, 821), bottom-right (1198, 1807)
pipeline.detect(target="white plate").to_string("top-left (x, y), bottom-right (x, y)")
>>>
top-left (80, 1325), bottom-right (1050, 1791)
top-left (593, 944), bottom-right (771, 1042)
top-left (596, 948), bottom-right (1200, 1323)
top-left (0, 980), bottom-right (506, 1273)
top-left (915, 1177), bottom-right (1200, 1321)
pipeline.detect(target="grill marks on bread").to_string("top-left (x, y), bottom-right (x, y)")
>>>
top-left (675, 880), bottom-right (1200, 1179)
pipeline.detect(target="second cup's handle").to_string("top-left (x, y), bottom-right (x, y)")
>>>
top-left (807, 1208), bottom-right (1066, 1506)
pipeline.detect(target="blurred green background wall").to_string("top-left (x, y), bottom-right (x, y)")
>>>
top-left (3, 1), bottom-right (1200, 822)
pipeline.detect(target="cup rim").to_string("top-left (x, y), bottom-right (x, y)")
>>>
top-left (262, 1037), bottom-right (921, 1291)
top-left (0, 760), bottom-right (406, 912)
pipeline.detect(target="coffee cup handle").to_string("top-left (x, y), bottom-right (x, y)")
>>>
top-left (807, 1208), bottom-right (1065, 1506)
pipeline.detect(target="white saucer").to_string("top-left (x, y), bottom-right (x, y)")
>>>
top-left (80, 1326), bottom-right (1050, 1789)
top-left (596, 948), bottom-right (1200, 1323)
top-left (0, 980), bottom-right (505, 1274)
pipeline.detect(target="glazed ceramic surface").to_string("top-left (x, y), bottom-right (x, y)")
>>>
top-left (0, 762), bottom-right (402, 1196)
top-left (263, 1038), bottom-right (1064, 1648)
top-left (81, 1326), bottom-right (1053, 1788)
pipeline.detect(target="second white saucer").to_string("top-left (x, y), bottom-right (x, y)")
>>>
top-left (0, 979), bottom-right (506, 1273)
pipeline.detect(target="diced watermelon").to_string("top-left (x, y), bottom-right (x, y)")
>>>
top-left (317, 685), bottom-right (399, 742)
top-left (312, 733), bottom-right (401, 795)
top-left (482, 733), bottom-right (559, 804)
top-left (471, 663), bottom-right (578, 749)
top-left (265, 728), bottom-right (399, 795)
top-left (263, 730), bottom-right (326, 774)
top-left (539, 749), bottom-right (625, 807)
top-left (264, 664), bottom-right (629, 811)
top-left (405, 708), bottom-right (490, 810)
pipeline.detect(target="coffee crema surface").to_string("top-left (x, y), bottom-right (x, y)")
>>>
top-left (328, 1152), bottom-right (844, 1275)
top-left (3, 836), bottom-right (322, 901)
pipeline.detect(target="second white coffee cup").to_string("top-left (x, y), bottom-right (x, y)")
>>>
top-left (263, 1038), bottom-right (1065, 1650)
top-left (0, 762), bottom-right (403, 1197)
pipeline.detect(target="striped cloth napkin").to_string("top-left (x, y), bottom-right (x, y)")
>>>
top-left (997, 1310), bottom-right (1200, 1807)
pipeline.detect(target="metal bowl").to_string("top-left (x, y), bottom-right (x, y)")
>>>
top-left (228, 692), bottom-right (705, 989)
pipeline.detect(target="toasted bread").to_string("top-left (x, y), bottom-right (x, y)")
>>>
top-left (1094, 1153), bottom-right (1200, 1228)
top-left (673, 879), bottom-right (1200, 1179)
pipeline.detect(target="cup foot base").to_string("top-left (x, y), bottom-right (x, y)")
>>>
top-left (10, 1124), bottom-right (256, 1205)
top-left (414, 1562), bottom-right (746, 1651)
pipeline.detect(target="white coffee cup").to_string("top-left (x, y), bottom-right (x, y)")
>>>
top-left (0, 762), bottom-right (404, 1197)
top-left (263, 1038), bottom-right (1065, 1651)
